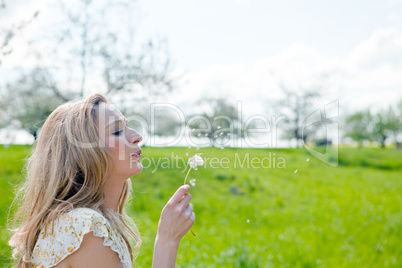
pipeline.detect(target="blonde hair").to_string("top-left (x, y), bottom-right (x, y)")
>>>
top-left (8, 93), bottom-right (141, 267)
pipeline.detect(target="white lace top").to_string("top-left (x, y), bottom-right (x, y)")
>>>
top-left (32, 208), bottom-right (132, 268)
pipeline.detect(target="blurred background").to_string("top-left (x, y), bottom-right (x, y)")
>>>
top-left (0, 0), bottom-right (401, 267)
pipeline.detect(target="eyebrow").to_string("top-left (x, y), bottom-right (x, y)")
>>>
top-left (106, 118), bottom-right (127, 129)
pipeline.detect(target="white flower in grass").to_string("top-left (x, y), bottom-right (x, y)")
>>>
top-left (188, 154), bottom-right (204, 169)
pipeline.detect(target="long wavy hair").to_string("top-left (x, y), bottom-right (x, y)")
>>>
top-left (8, 93), bottom-right (141, 267)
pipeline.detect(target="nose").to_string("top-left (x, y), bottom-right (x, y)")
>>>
top-left (129, 129), bottom-right (143, 145)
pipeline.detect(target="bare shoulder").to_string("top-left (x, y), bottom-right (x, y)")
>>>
top-left (55, 232), bottom-right (122, 268)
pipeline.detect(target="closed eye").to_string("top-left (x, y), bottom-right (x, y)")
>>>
top-left (112, 130), bottom-right (123, 136)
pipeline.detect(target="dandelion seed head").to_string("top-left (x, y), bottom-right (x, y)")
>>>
top-left (188, 154), bottom-right (204, 168)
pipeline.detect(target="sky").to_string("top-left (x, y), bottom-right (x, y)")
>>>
top-left (1, 0), bottom-right (402, 145)
top-left (135, 0), bottom-right (402, 115)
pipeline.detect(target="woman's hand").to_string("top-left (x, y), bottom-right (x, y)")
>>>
top-left (157, 184), bottom-right (195, 243)
top-left (152, 185), bottom-right (195, 268)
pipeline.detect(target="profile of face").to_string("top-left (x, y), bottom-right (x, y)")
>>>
top-left (96, 102), bottom-right (143, 181)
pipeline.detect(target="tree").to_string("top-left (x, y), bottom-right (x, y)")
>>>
top-left (372, 105), bottom-right (401, 148)
top-left (0, 0), bottom-right (174, 139)
top-left (0, 2), bottom-right (39, 66)
top-left (274, 81), bottom-right (323, 147)
top-left (2, 68), bottom-right (73, 138)
top-left (388, 100), bottom-right (402, 144)
top-left (343, 101), bottom-right (402, 148)
top-left (187, 97), bottom-right (248, 147)
top-left (344, 110), bottom-right (373, 147)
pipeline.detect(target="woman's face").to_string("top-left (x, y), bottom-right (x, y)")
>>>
top-left (97, 102), bottom-right (143, 180)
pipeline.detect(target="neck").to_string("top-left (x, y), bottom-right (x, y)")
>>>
top-left (103, 176), bottom-right (124, 210)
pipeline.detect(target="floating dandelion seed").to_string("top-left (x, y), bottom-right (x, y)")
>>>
top-left (192, 128), bottom-right (195, 131)
top-left (196, 146), bottom-right (200, 150)
top-left (205, 133), bottom-right (208, 136)
top-left (185, 152), bottom-right (188, 156)
top-left (188, 146), bottom-right (191, 149)
top-left (197, 133), bottom-right (201, 137)
top-left (184, 154), bottom-right (204, 237)
top-left (217, 125), bottom-right (221, 129)
top-left (294, 169), bottom-right (298, 173)
top-left (190, 178), bottom-right (196, 186)
top-left (220, 146), bottom-right (224, 149)
top-left (227, 133), bottom-right (230, 136)
top-left (246, 219), bottom-right (250, 223)
top-left (307, 158), bottom-right (310, 162)
top-left (220, 132), bottom-right (223, 136)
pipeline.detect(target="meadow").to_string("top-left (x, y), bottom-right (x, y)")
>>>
top-left (0, 145), bottom-right (401, 267)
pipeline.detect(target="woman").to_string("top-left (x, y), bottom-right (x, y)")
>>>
top-left (9, 94), bottom-right (195, 267)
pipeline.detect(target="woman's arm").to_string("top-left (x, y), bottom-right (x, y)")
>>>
top-left (153, 185), bottom-right (195, 268)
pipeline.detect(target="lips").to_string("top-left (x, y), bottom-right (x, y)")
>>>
top-left (131, 149), bottom-right (141, 157)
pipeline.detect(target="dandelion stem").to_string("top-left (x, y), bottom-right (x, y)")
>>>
top-left (184, 167), bottom-right (192, 185)
top-left (190, 229), bottom-right (196, 236)
top-left (183, 167), bottom-right (196, 237)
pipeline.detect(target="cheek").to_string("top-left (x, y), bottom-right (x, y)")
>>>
top-left (105, 137), bottom-right (124, 158)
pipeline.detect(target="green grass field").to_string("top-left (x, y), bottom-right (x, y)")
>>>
top-left (0, 145), bottom-right (401, 267)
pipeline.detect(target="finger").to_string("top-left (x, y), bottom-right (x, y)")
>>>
top-left (183, 203), bottom-right (194, 214)
top-left (169, 185), bottom-right (191, 204)
top-left (179, 193), bottom-right (188, 202)
top-left (191, 212), bottom-right (195, 221)
top-left (179, 194), bottom-right (192, 210)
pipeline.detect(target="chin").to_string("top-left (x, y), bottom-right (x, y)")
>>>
top-left (130, 162), bottom-right (143, 176)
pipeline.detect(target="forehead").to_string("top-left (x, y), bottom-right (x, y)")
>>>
top-left (96, 102), bottom-right (124, 127)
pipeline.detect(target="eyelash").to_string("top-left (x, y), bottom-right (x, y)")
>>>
top-left (113, 130), bottom-right (123, 136)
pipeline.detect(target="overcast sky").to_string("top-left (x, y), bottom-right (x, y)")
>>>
top-left (1, 0), bottom-right (402, 119)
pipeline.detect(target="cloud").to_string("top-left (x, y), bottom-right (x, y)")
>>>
top-left (176, 27), bottom-right (402, 115)
top-left (343, 28), bottom-right (402, 71)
